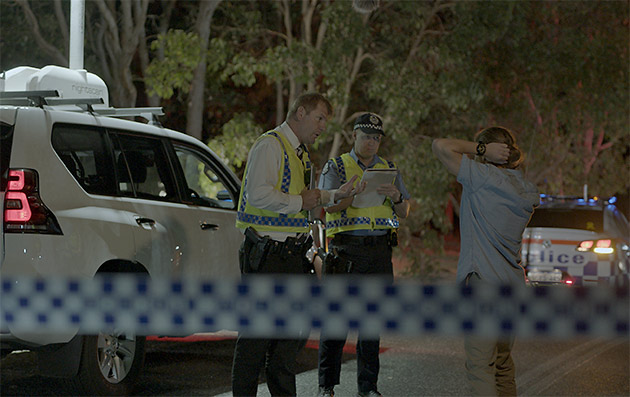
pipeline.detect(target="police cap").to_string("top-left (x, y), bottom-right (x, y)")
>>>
top-left (353, 113), bottom-right (385, 136)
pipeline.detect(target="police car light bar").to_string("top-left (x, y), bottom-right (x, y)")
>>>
top-left (540, 194), bottom-right (618, 207)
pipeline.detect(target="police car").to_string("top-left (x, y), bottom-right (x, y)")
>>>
top-left (0, 65), bottom-right (242, 395)
top-left (522, 195), bottom-right (630, 286)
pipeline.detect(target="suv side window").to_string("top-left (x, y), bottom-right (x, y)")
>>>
top-left (1, 122), bottom-right (14, 191)
top-left (172, 143), bottom-right (236, 209)
top-left (112, 132), bottom-right (178, 202)
top-left (51, 124), bottom-right (116, 195)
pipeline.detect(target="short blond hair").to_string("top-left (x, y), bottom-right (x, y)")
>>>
top-left (287, 92), bottom-right (333, 120)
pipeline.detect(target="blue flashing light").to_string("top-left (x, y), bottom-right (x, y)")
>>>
top-left (577, 199), bottom-right (585, 203)
top-left (608, 196), bottom-right (617, 204)
top-left (588, 198), bottom-right (596, 203)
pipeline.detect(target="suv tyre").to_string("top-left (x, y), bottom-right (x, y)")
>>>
top-left (71, 333), bottom-right (146, 396)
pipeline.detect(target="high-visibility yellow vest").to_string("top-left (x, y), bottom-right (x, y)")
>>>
top-left (325, 153), bottom-right (399, 237)
top-left (236, 131), bottom-right (310, 233)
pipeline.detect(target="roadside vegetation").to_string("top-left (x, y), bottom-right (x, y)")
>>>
top-left (2, 0), bottom-right (627, 279)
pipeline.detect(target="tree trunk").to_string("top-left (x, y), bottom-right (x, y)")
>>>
top-left (17, 0), bottom-right (67, 66)
top-left (186, 0), bottom-right (222, 141)
top-left (275, 80), bottom-right (285, 125)
top-left (139, 0), bottom-right (176, 108)
top-left (93, 0), bottom-right (149, 107)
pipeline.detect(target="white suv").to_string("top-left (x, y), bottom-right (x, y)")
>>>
top-left (0, 66), bottom-right (242, 395)
top-left (522, 195), bottom-right (630, 286)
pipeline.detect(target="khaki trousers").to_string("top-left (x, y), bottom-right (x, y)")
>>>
top-left (464, 273), bottom-right (517, 396)
top-left (464, 335), bottom-right (516, 396)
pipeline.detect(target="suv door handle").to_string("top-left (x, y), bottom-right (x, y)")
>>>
top-left (135, 217), bottom-right (156, 226)
top-left (200, 222), bottom-right (219, 231)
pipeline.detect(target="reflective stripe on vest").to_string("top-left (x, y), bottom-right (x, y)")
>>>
top-left (236, 131), bottom-right (310, 232)
top-left (325, 153), bottom-right (399, 236)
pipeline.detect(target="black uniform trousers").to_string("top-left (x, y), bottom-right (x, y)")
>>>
top-left (232, 239), bottom-right (309, 397)
top-left (318, 234), bottom-right (394, 394)
top-left (232, 336), bottom-right (305, 396)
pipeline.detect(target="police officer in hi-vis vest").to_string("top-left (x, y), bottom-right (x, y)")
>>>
top-left (231, 93), bottom-right (365, 397)
top-left (317, 113), bottom-right (411, 397)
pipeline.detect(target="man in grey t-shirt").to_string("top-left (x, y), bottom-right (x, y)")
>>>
top-left (432, 126), bottom-right (539, 396)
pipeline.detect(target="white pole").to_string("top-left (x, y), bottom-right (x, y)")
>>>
top-left (583, 184), bottom-right (588, 201)
top-left (69, 0), bottom-right (85, 69)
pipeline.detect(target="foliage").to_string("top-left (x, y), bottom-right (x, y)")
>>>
top-left (209, 112), bottom-right (262, 172)
top-left (463, 1), bottom-right (629, 197)
top-left (0, 1), bottom-right (67, 70)
top-left (4, 0), bottom-right (628, 279)
top-left (177, 0), bottom-right (630, 278)
top-left (145, 30), bottom-right (203, 98)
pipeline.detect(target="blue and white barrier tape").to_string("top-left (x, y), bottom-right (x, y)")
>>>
top-left (1, 275), bottom-right (628, 338)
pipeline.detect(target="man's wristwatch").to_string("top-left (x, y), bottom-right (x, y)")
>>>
top-left (393, 193), bottom-right (403, 205)
top-left (476, 141), bottom-right (486, 156)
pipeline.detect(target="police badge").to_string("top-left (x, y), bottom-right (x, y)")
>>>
top-left (369, 114), bottom-right (380, 126)
top-left (322, 161), bottom-right (331, 175)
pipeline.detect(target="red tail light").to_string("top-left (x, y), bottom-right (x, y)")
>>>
top-left (5, 191), bottom-right (32, 221)
top-left (577, 240), bottom-right (594, 251)
top-left (7, 169), bottom-right (25, 190)
top-left (3, 169), bottom-right (62, 234)
top-left (577, 239), bottom-right (614, 255)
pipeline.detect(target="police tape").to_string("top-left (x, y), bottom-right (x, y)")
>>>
top-left (1, 275), bottom-right (628, 339)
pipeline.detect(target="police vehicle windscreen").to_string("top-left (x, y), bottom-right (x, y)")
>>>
top-left (527, 208), bottom-right (604, 233)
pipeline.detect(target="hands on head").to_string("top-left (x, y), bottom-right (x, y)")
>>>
top-left (485, 143), bottom-right (509, 164)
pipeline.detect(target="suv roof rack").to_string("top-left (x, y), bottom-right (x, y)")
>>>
top-left (0, 90), bottom-right (163, 124)
top-left (91, 107), bottom-right (164, 118)
top-left (0, 90), bottom-right (104, 108)
top-left (91, 107), bottom-right (164, 126)
top-left (0, 90), bottom-right (61, 107)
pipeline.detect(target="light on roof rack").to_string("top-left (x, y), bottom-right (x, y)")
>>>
top-left (1, 65), bottom-right (108, 107)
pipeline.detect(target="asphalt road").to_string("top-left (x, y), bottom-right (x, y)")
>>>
top-left (1, 333), bottom-right (628, 396)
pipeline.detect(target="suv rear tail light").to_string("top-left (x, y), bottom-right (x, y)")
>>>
top-left (577, 239), bottom-right (614, 255)
top-left (3, 169), bottom-right (62, 234)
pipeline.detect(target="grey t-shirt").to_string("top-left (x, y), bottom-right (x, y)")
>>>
top-left (456, 155), bottom-right (539, 285)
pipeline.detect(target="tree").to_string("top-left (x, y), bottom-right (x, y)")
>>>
top-left (89, 0), bottom-right (150, 107)
top-left (462, 1), bottom-right (629, 197)
top-left (12, 0), bottom-right (68, 67)
top-left (5, 1), bottom-right (628, 279)
top-left (185, 0), bottom-right (222, 141)
top-left (6, 0), bottom-right (151, 107)
top-left (142, 1), bottom-right (523, 279)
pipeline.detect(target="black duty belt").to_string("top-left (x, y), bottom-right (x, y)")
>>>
top-left (244, 227), bottom-right (312, 257)
top-left (332, 233), bottom-right (389, 246)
